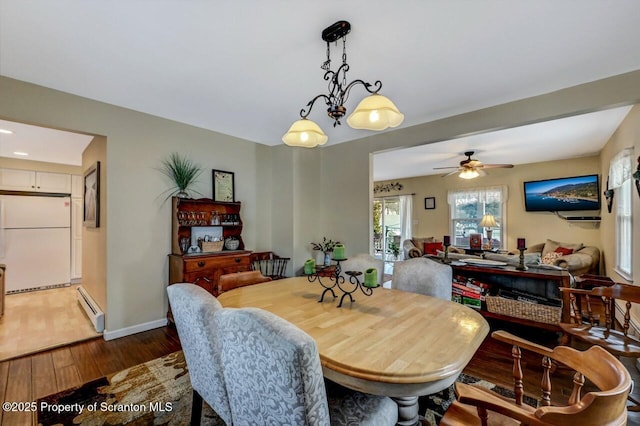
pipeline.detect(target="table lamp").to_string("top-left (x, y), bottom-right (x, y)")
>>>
top-left (479, 214), bottom-right (497, 247)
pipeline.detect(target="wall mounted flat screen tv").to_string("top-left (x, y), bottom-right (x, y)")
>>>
top-left (523, 174), bottom-right (601, 212)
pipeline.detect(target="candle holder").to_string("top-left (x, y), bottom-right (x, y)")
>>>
top-left (442, 243), bottom-right (451, 264)
top-left (516, 248), bottom-right (528, 271)
top-left (306, 258), bottom-right (377, 307)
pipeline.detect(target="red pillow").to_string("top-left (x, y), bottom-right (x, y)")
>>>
top-left (424, 242), bottom-right (443, 255)
top-left (555, 246), bottom-right (574, 256)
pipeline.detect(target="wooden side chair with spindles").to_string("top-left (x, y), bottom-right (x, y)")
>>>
top-left (559, 282), bottom-right (640, 411)
top-left (440, 330), bottom-right (631, 426)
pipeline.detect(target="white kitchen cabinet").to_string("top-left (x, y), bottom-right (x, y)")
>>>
top-left (0, 168), bottom-right (72, 193)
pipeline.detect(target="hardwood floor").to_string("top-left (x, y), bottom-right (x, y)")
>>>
top-left (0, 327), bottom-right (181, 426)
top-left (2, 321), bottom-right (639, 425)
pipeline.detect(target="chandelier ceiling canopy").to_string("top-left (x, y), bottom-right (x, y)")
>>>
top-left (282, 21), bottom-right (404, 148)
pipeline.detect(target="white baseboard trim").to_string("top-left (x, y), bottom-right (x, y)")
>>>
top-left (103, 318), bottom-right (168, 341)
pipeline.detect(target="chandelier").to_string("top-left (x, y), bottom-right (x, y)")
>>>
top-left (282, 21), bottom-right (404, 148)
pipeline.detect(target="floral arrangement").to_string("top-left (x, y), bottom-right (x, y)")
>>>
top-left (311, 237), bottom-right (339, 253)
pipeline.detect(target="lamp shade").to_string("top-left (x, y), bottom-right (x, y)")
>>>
top-left (282, 118), bottom-right (328, 148)
top-left (346, 94), bottom-right (404, 130)
top-left (459, 168), bottom-right (480, 180)
top-left (479, 214), bottom-right (497, 228)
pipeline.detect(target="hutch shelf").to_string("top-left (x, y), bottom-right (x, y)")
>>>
top-left (168, 197), bottom-right (251, 321)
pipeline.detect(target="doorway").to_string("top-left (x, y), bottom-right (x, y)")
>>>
top-left (373, 197), bottom-right (401, 262)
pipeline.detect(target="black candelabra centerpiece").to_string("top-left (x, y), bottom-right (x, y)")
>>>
top-left (306, 258), bottom-right (378, 308)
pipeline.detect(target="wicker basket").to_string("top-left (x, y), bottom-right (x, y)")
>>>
top-left (199, 240), bottom-right (224, 252)
top-left (485, 295), bottom-right (561, 325)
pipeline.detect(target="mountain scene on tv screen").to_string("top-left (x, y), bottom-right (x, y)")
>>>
top-left (527, 181), bottom-right (600, 211)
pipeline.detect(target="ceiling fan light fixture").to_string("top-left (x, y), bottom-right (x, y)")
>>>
top-left (347, 94), bottom-right (404, 130)
top-left (459, 168), bottom-right (480, 180)
top-left (282, 118), bottom-right (328, 148)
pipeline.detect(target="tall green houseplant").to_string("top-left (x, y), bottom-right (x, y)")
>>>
top-left (160, 152), bottom-right (202, 200)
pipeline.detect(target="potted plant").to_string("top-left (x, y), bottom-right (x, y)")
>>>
top-left (311, 237), bottom-right (340, 266)
top-left (159, 152), bottom-right (202, 200)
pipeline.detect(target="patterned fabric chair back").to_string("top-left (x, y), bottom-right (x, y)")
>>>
top-left (392, 257), bottom-right (452, 300)
top-left (215, 307), bottom-right (331, 425)
top-left (166, 284), bottom-right (232, 424)
top-left (338, 253), bottom-right (385, 286)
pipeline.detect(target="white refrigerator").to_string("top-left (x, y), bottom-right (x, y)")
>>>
top-left (0, 194), bottom-right (71, 292)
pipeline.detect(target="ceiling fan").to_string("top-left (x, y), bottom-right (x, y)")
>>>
top-left (434, 151), bottom-right (514, 179)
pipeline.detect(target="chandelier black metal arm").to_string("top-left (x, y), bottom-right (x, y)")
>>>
top-left (299, 73), bottom-right (383, 126)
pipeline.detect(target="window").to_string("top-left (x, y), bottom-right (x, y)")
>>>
top-left (448, 186), bottom-right (507, 249)
top-left (610, 147), bottom-right (634, 280)
top-left (616, 178), bottom-right (633, 279)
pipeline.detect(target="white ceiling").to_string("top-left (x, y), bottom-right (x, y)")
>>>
top-left (0, 119), bottom-right (93, 166)
top-left (1, 1), bottom-right (640, 168)
top-left (373, 106), bottom-right (633, 181)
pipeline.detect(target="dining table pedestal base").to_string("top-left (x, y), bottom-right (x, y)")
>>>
top-left (393, 396), bottom-right (420, 426)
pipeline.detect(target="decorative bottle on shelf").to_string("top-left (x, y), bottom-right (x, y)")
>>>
top-left (211, 212), bottom-right (220, 225)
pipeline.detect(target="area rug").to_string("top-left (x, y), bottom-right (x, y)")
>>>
top-left (38, 350), bottom-right (534, 426)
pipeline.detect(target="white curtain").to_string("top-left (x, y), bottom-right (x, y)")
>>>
top-left (609, 147), bottom-right (634, 189)
top-left (447, 186), bottom-right (508, 205)
top-left (398, 195), bottom-right (413, 245)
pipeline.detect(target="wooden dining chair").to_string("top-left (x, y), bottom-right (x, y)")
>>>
top-left (217, 270), bottom-right (271, 295)
top-left (440, 330), bottom-right (631, 426)
top-left (250, 251), bottom-right (291, 280)
top-left (559, 282), bottom-right (640, 410)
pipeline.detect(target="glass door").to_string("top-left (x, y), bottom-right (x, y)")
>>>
top-left (373, 197), bottom-right (400, 261)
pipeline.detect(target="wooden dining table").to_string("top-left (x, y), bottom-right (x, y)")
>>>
top-left (217, 276), bottom-right (489, 425)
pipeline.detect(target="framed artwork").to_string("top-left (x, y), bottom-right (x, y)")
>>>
top-left (469, 233), bottom-right (482, 249)
top-left (83, 161), bottom-right (100, 228)
top-left (212, 169), bottom-right (235, 202)
top-left (424, 197), bottom-right (435, 210)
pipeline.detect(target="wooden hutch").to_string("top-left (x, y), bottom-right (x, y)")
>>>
top-left (168, 197), bottom-right (252, 302)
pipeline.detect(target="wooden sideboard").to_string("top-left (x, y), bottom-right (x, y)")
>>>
top-left (169, 252), bottom-right (252, 296)
top-left (451, 263), bottom-right (572, 331)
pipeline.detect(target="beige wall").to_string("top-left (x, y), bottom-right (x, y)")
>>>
top-left (599, 105), bottom-right (640, 283)
top-left (376, 156), bottom-right (602, 252)
top-left (320, 70), bottom-right (640, 269)
top-left (82, 136), bottom-right (107, 312)
top-left (2, 69), bottom-right (640, 337)
top-left (0, 76), bottom-right (272, 334)
top-left (0, 157), bottom-right (82, 175)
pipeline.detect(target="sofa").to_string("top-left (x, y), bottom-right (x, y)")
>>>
top-left (517, 239), bottom-right (599, 275)
top-left (402, 237), bottom-right (440, 259)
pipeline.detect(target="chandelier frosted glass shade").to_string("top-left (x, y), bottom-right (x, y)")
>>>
top-left (346, 94), bottom-right (404, 130)
top-left (282, 118), bottom-right (328, 148)
top-left (459, 168), bottom-right (480, 180)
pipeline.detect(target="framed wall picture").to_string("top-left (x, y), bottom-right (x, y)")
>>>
top-left (424, 197), bottom-right (435, 210)
top-left (212, 169), bottom-right (235, 202)
top-left (83, 161), bottom-right (100, 228)
top-left (469, 233), bottom-right (482, 249)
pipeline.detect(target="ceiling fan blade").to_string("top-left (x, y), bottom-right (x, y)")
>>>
top-left (433, 166), bottom-right (461, 170)
top-left (441, 169), bottom-right (460, 177)
top-left (480, 164), bottom-right (514, 169)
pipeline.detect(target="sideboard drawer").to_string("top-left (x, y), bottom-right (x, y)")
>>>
top-left (183, 254), bottom-right (250, 272)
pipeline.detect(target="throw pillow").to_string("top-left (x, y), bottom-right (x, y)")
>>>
top-left (541, 251), bottom-right (563, 265)
top-left (424, 242), bottom-right (443, 255)
top-left (542, 239), bottom-right (584, 257)
top-left (554, 246), bottom-right (574, 256)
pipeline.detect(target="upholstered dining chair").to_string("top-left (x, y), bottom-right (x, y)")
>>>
top-left (440, 330), bottom-right (631, 426)
top-left (391, 257), bottom-right (452, 300)
top-left (217, 270), bottom-right (272, 295)
top-left (338, 253), bottom-right (385, 287)
top-left (166, 284), bottom-right (231, 426)
top-left (214, 307), bottom-right (398, 426)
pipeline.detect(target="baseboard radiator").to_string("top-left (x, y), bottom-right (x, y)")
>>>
top-left (76, 286), bottom-right (105, 333)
